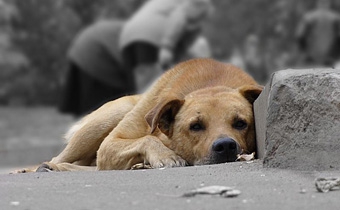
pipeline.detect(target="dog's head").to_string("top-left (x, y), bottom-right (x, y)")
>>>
top-left (145, 84), bottom-right (262, 165)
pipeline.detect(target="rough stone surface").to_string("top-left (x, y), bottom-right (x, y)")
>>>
top-left (254, 69), bottom-right (340, 170)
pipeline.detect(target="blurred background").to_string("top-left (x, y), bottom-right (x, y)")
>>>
top-left (1, 0), bottom-right (340, 171)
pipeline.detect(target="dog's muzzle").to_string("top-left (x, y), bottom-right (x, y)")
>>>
top-left (211, 138), bottom-right (241, 163)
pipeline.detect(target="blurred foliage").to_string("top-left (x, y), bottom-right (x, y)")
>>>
top-left (206, 0), bottom-right (336, 57)
top-left (0, 0), bottom-right (339, 105)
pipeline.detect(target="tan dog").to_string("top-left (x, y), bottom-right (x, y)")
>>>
top-left (18, 58), bottom-right (262, 172)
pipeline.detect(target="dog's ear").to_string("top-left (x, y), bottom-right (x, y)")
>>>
top-left (145, 98), bottom-right (184, 136)
top-left (238, 85), bottom-right (263, 104)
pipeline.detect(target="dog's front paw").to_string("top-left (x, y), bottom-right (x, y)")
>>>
top-left (148, 152), bottom-right (187, 168)
top-left (10, 166), bottom-right (39, 174)
top-left (10, 168), bottom-right (33, 174)
top-left (36, 163), bottom-right (59, 172)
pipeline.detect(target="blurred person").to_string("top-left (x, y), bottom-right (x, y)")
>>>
top-left (241, 35), bottom-right (268, 85)
top-left (119, 0), bottom-right (213, 93)
top-left (59, 20), bottom-right (133, 117)
top-left (186, 35), bottom-right (212, 59)
top-left (296, 0), bottom-right (340, 67)
top-left (264, 38), bottom-right (294, 75)
top-left (229, 47), bottom-right (246, 70)
top-left (178, 35), bottom-right (212, 63)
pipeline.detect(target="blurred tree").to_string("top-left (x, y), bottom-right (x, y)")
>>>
top-left (7, 0), bottom-right (81, 104)
top-left (206, 0), bottom-right (340, 67)
top-left (64, 0), bottom-right (99, 25)
top-left (0, 0), bottom-right (29, 105)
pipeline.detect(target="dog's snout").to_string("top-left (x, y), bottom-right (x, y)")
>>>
top-left (211, 138), bottom-right (239, 163)
top-left (212, 138), bottom-right (237, 153)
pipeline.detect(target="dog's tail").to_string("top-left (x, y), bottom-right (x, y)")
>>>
top-left (63, 117), bottom-right (88, 144)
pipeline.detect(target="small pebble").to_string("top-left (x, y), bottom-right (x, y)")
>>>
top-left (10, 201), bottom-right (20, 206)
top-left (299, 188), bottom-right (307, 194)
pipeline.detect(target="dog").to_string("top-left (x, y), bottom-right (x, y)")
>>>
top-left (17, 58), bottom-right (262, 172)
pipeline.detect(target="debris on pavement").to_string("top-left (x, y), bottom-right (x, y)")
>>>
top-left (221, 189), bottom-right (242, 198)
top-left (10, 201), bottom-right (20, 206)
top-left (315, 177), bottom-right (340, 193)
top-left (299, 187), bottom-right (307, 194)
top-left (236, 152), bottom-right (255, 161)
top-left (182, 185), bottom-right (240, 198)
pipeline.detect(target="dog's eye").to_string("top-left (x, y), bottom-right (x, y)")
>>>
top-left (233, 120), bottom-right (247, 130)
top-left (190, 122), bottom-right (205, 131)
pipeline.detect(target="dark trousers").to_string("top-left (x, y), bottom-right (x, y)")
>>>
top-left (121, 42), bottom-right (159, 74)
top-left (58, 63), bottom-right (128, 117)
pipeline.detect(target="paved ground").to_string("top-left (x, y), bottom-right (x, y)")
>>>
top-left (1, 161), bottom-right (340, 210)
top-left (1, 107), bottom-right (339, 210)
top-left (0, 106), bottom-right (74, 168)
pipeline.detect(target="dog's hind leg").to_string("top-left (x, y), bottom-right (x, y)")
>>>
top-left (36, 162), bottom-right (96, 172)
top-left (12, 96), bottom-right (140, 174)
top-left (51, 95), bottom-right (141, 166)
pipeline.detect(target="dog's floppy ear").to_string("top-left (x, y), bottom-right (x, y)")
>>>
top-left (238, 84), bottom-right (263, 104)
top-left (145, 98), bottom-right (184, 136)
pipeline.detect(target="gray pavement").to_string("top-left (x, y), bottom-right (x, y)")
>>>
top-left (0, 106), bottom-right (74, 167)
top-left (1, 161), bottom-right (339, 210)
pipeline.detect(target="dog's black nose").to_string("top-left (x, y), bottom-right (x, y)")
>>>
top-left (211, 138), bottom-right (239, 163)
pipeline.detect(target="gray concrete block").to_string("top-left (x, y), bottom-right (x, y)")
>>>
top-left (254, 69), bottom-right (340, 170)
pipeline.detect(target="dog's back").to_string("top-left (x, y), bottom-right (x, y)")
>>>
top-left (109, 59), bottom-right (258, 140)
top-left (147, 58), bottom-right (257, 101)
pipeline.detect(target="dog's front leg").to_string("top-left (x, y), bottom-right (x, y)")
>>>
top-left (142, 136), bottom-right (187, 168)
top-left (97, 135), bottom-right (187, 170)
